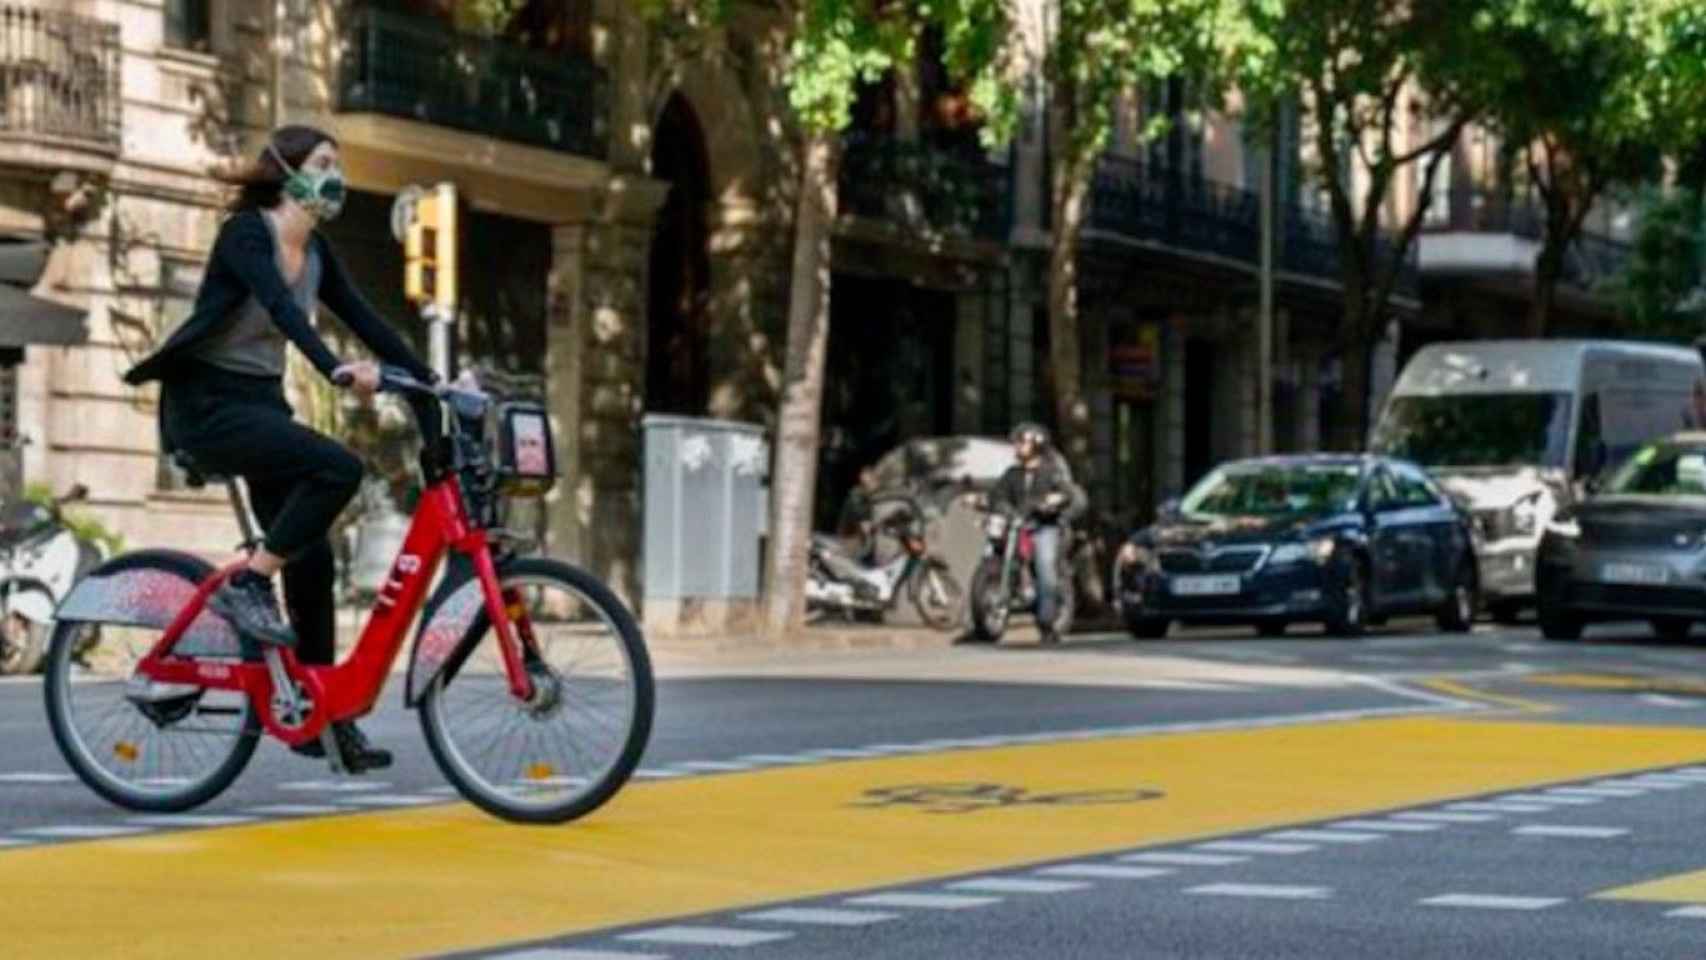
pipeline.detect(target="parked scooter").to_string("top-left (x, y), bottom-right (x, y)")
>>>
top-left (966, 497), bottom-right (1077, 643)
top-left (806, 493), bottom-right (964, 629)
top-left (0, 484), bottom-right (99, 674)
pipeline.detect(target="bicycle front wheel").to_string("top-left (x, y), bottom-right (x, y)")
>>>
top-left (419, 557), bottom-right (654, 824)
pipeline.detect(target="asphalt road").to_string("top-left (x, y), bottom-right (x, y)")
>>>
top-left (4, 617), bottom-right (1706, 959)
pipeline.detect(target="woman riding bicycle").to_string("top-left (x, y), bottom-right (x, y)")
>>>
top-left (123, 125), bottom-right (435, 770)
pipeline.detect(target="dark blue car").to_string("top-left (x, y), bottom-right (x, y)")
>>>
top-left (1113, 455), bottom-right (1479, 638)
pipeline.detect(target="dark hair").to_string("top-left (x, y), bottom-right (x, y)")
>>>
top-left (220, 125), bottom-right (338, 213)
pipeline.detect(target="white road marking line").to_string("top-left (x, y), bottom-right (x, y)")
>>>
top-left (1264, 830), bottom-right (1383, 844)
top-left (1445, 802), bottom-right (1551, 814)
top-left (1599, 777), bottom-right (1684, 791)
top-left (1391, 811), bottom-right (1498, 824)
top-left (632, 769), bottom-right (690, 780)
top-left (17, 825), bottom-right (148, 839)
top-left (0, 772), bottom-right (75, 784)
top-left (1589, 780), bottom-right (1655, 793)
top-left (1513, 825), bottom-right (1629, 839)
top-left (1119, 852), bottom-right (1250, 866)
top-left (424, 786), bottom-right (461, 796)
top-left (1330, 819), bottom-right (1441, 833)
top-left (1513, 790), bottom-right (1609, 804)
top-left (126, 814), bottom-right (257, 828)
top-left (0, 837), bottom-right (33, 847)
top-left (1640, 693), bottom-right (1701, 708)
top-left (335, 794), bottom-right (439, 807)
top-left (739, 907), bottom-right (897, 926)
top-left (797, 748), bottom-right (884, 760)
top-left (1421, 894), bottom-right (1564, 911)
top-left (1186, 883), bottom-right (1331, 900)
top-left (845, 893), bottom-right (1000, 910)
top-left (1613, 775), bottom-right (1691, 790)
top-left (734, 754), bottom-right (816, 765)
top-left (1666, 906), bottom-right (1706, 919)
top-left (1640, 772), bottom-right (1706, 785)
top-left (673, 760), bottom-right (754, 772)
top-left (243, 804), bottom-right (343, 816)
top-left (1035, 864), bottom-right (1172, 880)
top-left (278, 780), bottom-right (389, 793)
top-left (1194, 840), bottom-right (1316, 855)
top-left (618, 926), bottom-right (793, 948)
top-left (486, 950), bottom-right (667, 960)
top-left (947, 877), bottom-right (1091, 894)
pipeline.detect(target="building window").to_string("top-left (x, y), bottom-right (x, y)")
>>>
top-left (165, 0), bottom-right (212, 53)
top-left (154, 258), bottom-right (203, 493)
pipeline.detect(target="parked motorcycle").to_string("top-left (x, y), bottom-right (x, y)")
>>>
top-left (805, 493), bottom-right (964, 629)
top-left (0, 484), bottom-right (99, 674)
top-left (967, 497), bottom-right (1077, 643)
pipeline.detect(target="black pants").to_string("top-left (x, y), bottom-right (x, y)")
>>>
top-left (161, 363), bottom-right (362, 665)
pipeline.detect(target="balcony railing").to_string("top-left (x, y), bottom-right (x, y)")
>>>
top-left (0, 6), bottom-right (121, 150)
top-left (337, 6), bottom-right (606, 159)
top-left (838, 135), bottom-right (1009, 241)
top-left (1422, 185), bottom-right (1633, 289)
top-left (1089, 155), bottom-right (1420, 299)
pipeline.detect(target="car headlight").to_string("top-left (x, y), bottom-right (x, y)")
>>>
top-left (1545, 508), bottom-right (1579, 539)
top-left (1270, 537), bottom-right (1336, 565)
top-left (1507, 490), bottom-right (1550, 538)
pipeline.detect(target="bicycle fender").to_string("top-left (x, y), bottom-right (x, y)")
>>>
top-left (405, 552), bottom-right (487, 708)
top-left (0, 578), bottom-right (55, 623)
top-left (53, 549), bottom-right (242, 658)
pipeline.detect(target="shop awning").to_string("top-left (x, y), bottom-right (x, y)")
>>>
top-left (0, 282), bottom-right (88, 347)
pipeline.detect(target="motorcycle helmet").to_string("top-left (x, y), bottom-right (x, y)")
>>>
top-left (1009, 422), bottom-right (1050, 448)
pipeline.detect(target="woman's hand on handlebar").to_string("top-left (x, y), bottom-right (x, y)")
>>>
top-left (331, 360), bottom-right (382, 396)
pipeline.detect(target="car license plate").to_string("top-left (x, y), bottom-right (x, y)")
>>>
top-left (1600, 562), bottom-right (1670, 586)
top-left (1171, 575), bottom-right (1242, 596)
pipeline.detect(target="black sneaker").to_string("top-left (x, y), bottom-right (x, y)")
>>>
top-left (208, 570), bottom-right (297, 650)
top-left (289, 722), bottom-right (392, 772)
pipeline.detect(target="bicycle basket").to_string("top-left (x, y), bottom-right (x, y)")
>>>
top-left (494, 401), bottom-right (557, 497)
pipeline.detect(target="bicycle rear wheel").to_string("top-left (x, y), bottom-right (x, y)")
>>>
top-left (44, 553), bottom-right (258, 812)
top-left (419, 557), bottom-right (654, 824)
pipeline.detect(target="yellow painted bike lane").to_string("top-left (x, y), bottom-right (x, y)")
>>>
top-left (6, 715), bottom-right (1706, 959)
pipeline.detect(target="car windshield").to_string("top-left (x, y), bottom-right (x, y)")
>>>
top-left (1179, 463), bottom-right (1362, 519)
top-left (1602, 445), bottom-right (1706, 497)
top-left (1371, 393), bottom-right (1573, 468)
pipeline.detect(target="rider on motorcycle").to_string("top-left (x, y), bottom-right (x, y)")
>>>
top-left (987, 423), bottom-right (1085, 644)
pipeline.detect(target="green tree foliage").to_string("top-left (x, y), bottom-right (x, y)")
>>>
top-left (1235, 0), bottom-right (1518, 451)
top-left (1608, 187), bottom-right (1706, 339)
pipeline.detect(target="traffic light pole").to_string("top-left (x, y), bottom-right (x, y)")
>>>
top-left (423, 302), bottom-right (453, 380)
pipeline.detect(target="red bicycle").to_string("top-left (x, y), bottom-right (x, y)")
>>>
top-left (43, 369), bottom-right (653, 824)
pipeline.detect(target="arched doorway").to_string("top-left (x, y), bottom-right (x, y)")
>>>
top-left (646, 93), bottom-right (713, 416)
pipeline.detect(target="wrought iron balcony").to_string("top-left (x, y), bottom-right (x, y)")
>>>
top-left (1089, 155), bottom-right (1420, 299)
top-left (0, 6), bottom-right (121, 159)
top-left (1421, 185), bottom-right (1632, 290)
top-left (838, 135), bottom-right (1009, 241)
top-left (337, 6), bottom-right (606, 160)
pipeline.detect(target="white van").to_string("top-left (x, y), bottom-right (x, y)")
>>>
top-left (1370, 339), bottom-right (1706, 621)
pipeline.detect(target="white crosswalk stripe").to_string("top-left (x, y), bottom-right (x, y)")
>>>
top-left (127, 815), bottom-right (256, 828)
top-left (1187, 883), bottom-right (1331, 900)
top-left (0, 772), bottom-right (75, 784)
top-left (1194, 840), bottom-right (1316, 855)
top-left (618, 926), bottom-right (793, 947)
top-left (845, 893), bottom-right (999, 910)
top-left (1445, 802), bottom-right (1550, 814)
top-left (1264, 829), bottom-right (1383, 844)
top-left (948, 877), bottom-right (1090, 894)
top-left (1667, 906), bottom-right (1706, 919)
top-left (486, 950), bottom-right (667, 960)
top-left (243, 804), bottom-right (342, 816)
top-left (1392, 811), bottom-right (1498, 824)
top-left (1120, 852), bottom-right (1250, 866)
top-left (1421, 894), bottom-right (1563, 910)
top-left (1330, 819), bottom-right (1440, 833)
top-left (1035, 864), bottom-right (1172, 880)
top-left (1513, 825), bottom-right (1629, 839)
top-left (738, 907), bottom-right (896, 926)
top-left (17, 825), bottom-right (147, 839)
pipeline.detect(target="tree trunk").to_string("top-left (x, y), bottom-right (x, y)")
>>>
top-left (761, 131), bottom-right (838, 636)
top-left (1527, 241), bottom-right (1566, 338)
top-left (1327, 289), bottom-right (1372, 453)
top-left (1047, 139), bottom-right (1093, 482)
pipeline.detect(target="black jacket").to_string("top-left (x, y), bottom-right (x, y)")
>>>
top-left (124, 209), bottom-right (432, 386)
top-left (991, 457), bottom-right (1087, 524)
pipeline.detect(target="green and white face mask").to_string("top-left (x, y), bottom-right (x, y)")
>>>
top-left (268, 141), bottom-right (347, 222)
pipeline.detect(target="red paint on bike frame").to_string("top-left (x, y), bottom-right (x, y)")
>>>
top-left (135, 475), bottom-right (531, 746)
top-left (1018, 528), bottom-right (1036, 563)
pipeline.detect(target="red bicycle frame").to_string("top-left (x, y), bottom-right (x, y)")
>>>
top-left (134, 474), bottom-right (534, 746)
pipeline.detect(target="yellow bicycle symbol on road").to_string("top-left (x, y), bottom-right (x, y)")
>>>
top-left (852, 781), bottom-right (1164, 814)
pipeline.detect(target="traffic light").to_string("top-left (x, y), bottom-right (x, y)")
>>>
top-left (403, 182), bottom-right (458, 309)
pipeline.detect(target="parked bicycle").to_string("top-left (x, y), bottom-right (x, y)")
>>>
top-left (45, 368), bottom-right (654, 824)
